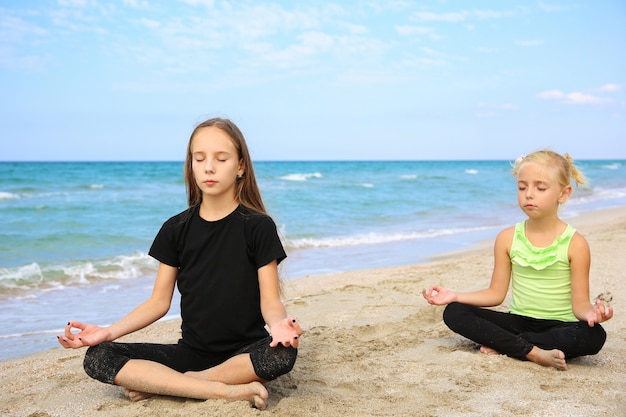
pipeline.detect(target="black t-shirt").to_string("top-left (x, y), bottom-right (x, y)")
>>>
top-left (149, 204), bottom-right (286, 354)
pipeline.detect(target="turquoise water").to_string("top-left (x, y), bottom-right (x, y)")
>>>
top-left (1, 160), bottom-right (625, 360)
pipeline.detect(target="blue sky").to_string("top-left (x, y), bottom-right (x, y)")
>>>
top-left (1, 1), bottom-right (625, 161)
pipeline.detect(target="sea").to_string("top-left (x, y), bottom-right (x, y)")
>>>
top-left (1, 160), bottom-right (625, 361)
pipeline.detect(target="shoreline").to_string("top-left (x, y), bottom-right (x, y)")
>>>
top-left (2, 205), bottom-right (625, 416)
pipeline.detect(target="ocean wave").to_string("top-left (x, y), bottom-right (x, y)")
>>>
top-left (602, 163), bottom-right (621, 170)
top-left (285, 225), bottom-right (495, 250)
top-left (568, 186), bottom-right (626, 206)
top-left (0, 252), bottom-right (158, 300)
top-left (278, 172), bottom-right (323, 181)
top-left (0, 191), bottom-right (20, 200)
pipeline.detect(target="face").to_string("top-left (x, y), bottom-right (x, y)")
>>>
top-left (516, 161), bottom-right (571, 218)
top-left (191, 126), bottom-right (244, 200)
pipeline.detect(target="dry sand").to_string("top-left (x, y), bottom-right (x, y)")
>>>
top-left (2, 207), bottom-right (625, 417)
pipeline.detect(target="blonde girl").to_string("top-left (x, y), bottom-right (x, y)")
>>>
top-left (423, 149), bottom-right (613, 370)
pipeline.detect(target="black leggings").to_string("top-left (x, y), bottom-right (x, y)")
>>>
top-left (443, 302), bottom-right (607, 360)
top-left (83, 336), bottom-right (297, 385)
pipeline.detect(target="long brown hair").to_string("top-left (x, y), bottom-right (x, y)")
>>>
top-left (184, 118), bottom-right (266, 213)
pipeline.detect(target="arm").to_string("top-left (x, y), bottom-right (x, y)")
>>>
top-left (423, 227), bottom-right (513, 307)
top-left (258, 260), bottom-right (302, 348)
top-left (569, 232), bottom-right (613, 326)
top-left (58, 262), bottom-right (178, 348)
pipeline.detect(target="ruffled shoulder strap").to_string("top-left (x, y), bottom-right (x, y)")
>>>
top-left (511, 222), bottom-right (575, 270)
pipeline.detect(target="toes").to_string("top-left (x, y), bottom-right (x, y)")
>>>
top-left (252, 395), bottom-right (267, 410)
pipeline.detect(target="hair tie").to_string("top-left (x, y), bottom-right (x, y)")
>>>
top-left (515, 154), bottom-right (526, 165)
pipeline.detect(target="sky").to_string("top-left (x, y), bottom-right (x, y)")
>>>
top-left (1, 0), bottom-right (625, 161)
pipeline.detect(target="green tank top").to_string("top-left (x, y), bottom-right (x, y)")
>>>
top-left (509, 221), bottom-right (578, 322)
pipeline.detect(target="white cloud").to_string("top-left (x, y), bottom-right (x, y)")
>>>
top-left (473, 9), bottom-right (516, 19)
top-left (515, 39), bottom-right (544, 47)
top-left (395, 25), bottom-right (437, 38)
top-left (537, 2), bottom-right (572, 13)
top-left (0, 13), bottom-right (48, 43)
top-left (123, 0), bottom-right (150, 9)
top-left (599, 84), bottom-right (622, 92)
top-left (367, 1), bottom-right (413, 13)
top-left (177, 0), bottom-right (215, 7)
top-left (412, 11), bottom-right (466, 22)
top-left (57, 0), bottom-right (88, 7)
top-left (566, 92), bottom-right (604, 104)
top-left (137, 18), bottom-right (160, 29)
top-left (537, 89), bottom-right (605, 104)
top-left (411, 8), bottom-right (518, 23)
top-left (343, 23), bottom-right (369, 35)
top-left (537, 90), bottom-right (565, 100)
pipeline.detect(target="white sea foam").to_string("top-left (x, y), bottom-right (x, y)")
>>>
top-left (0, 263), bottom-right (43, 283)
top-left (0, 252), bottom-right (157, 297)
top-left (98, 284), bottom-right (121, 293)
top-left (465, 169), bottom-right (479, 175)
top-left (279, 172), bottom-right (323, 181)
top-left (602, 163), bottom-right (620, 170)
top-left (286, 225), bottom-right (495, 250)
top-left (568, 186), bottom-right (626, 206)
top-left (0, 191), bottom-right (19, 200)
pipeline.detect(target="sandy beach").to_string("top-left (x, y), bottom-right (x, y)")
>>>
top-left (1, 207), bottom-right (624, 417)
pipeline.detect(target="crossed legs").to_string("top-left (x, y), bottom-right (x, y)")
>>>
top-left (83, 339), bottom-right (297, 410)
top-left (116, 353), bottom-right (268, 409)
top-left (442, 302), bottom-right (606, 371)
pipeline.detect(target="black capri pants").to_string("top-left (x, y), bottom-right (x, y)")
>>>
top-left (83, 336), bottom-right (297, 385)
top-left (443, 302), bottom-right (607, 360)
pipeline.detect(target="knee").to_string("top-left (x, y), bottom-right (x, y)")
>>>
top-left (589, 325), bottom-right (607, 355)
top-left (83, 342), bottom-right (125, 384)
top-left (251, 345), bottom-right (298, 381)
top-left (442, 302), bottom-right (464, 330)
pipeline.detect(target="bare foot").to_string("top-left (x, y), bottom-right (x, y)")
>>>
top-left (479, 346), bottom-right (499, 355)
top-left (226, 381), bottom-right (268, 410)
top-left (124, 388), bottom-right (155, 401)
top-left (526, 347), bottom-right (567, 371)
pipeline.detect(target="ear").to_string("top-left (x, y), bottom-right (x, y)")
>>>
top-left (558, 185), bottom-right (572, 204)
top-left (238, 159), bottom-right (245, 177)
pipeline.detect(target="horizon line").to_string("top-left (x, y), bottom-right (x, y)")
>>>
top-left (2, 157), bottom-right (626, 163)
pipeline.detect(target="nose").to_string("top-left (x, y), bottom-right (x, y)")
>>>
top-left (204, 159), bottom-right (215, 173)
top-left (524, 187), bottom-right (533, 199)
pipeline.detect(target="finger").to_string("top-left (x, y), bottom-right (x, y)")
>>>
top-left (64, 322), bottom-right (76, 339)
top-left (69, 321), bottom-right (89, 331)
top-left (57, 334), bottom-right (80, 348)
top-left (290, 319), bottom-right (303, 335)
